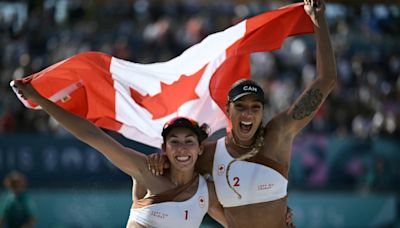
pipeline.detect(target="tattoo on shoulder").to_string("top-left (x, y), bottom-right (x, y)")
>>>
top-left (292, 89), bottom-right (323, 120)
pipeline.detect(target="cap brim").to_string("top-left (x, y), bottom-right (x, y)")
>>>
top-left (231, 92), bottom-right (264, 103)
top-left (231, 92), bottom-right (254, 102)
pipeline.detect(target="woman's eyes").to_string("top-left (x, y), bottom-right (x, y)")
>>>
top-left (185, 140), bottom-right (195, 144)
top-left (235, 105), bottom-right (261, 112)
top-left (169, 139), bottom-right (195, 145)
top-left (235, 104), bottom-right (245, 111)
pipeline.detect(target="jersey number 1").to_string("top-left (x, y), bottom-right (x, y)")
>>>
top-left (185, 210), bottom-right (188, 220)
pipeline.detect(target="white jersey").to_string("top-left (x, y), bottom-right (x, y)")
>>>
top-left (128, 175), bottom-right (209, 228)
top-left (213, 137), bottom-right (288, 208)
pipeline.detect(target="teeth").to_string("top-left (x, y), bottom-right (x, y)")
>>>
top-left (176, 156), bottom-right (190, 161)
top-left (241, 121), bottom-right (252, 125)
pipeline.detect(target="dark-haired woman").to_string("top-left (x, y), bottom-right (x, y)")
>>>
top-left (12, 80), bottom-right (227, 228)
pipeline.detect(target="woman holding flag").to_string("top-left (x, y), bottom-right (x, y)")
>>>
top-left (12, 79), bottom-right (229, 227)
top-left (147, 0), bottom-right (337, 227)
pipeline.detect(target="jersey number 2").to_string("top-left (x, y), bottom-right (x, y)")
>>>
top-left (233, 177), bottom-right (240, 187)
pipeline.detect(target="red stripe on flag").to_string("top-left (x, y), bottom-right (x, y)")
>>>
top-left (29, 52), bottom-right (123, 131)
top-left (209, 55), bottom-right (251, 116)
top-left (209, 3), bottom-right (314, 120)
top-left (243, 3), bottom-right (314, 53)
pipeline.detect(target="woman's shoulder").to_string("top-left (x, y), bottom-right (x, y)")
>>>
top-left (203, 140), bottom-right (217, 151)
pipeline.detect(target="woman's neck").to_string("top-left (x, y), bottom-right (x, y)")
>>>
top-left (230, 133), bottom-right (255, 149)
top-left (168, 168), bottom-right (197, 187)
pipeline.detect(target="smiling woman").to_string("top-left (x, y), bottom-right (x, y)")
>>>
top-left (127, 118), bottom-right (222, 228)
top-left (161, 118), bottom-right (208, 173)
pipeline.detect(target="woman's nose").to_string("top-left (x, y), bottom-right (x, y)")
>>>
top-left (241, 108), bottom-right (253, 117)
top-left (175, 142), bottom-right (188, 150)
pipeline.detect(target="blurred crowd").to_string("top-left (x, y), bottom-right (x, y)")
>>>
top-left (0, 0), bottom-right (399, 190)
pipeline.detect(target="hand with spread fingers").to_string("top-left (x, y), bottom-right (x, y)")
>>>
top-left (146, 152), bottom-right (169, 176)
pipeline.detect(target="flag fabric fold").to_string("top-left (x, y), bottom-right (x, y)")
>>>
top-left (10, 3), bottom-right (313, 148)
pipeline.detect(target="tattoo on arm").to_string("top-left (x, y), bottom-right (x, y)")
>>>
top-left (292, 89), bottom-right (323, 120)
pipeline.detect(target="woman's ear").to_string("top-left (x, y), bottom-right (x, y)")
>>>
top-left (225, 103), bottom-right (230, 115)
top-left (198, 143), bottom-right (204, 156)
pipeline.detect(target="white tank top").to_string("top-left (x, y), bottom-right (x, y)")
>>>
top-left (213, 137), bottom-right (288, 207)
top-left (128, 175), bottom-right (209, 228)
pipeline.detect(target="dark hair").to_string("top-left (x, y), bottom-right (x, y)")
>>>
top-left (162, 117), bottom-right (209, 143)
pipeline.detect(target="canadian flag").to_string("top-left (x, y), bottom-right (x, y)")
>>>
top-left (10, 3), bottom-right (313, 148)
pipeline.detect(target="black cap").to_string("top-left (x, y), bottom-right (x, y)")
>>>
top-left (228, 79), bottom-right (264, 103)
top-left (162, 117), bottom-right (208, 143)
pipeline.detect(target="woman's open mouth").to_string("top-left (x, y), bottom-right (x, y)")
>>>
top-left (175, 156), bottom-right (191, 162)
top-left (240, 121), bottom-right (253, 133)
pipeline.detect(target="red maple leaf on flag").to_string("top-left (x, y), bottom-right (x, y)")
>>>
top-left (130, 64), bottom-right (207, 119)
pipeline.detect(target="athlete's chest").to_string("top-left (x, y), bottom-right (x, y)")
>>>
top-left (211, 138), bottom-right (288, 207)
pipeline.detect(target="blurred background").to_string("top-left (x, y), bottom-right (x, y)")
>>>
top-left (0, 0), bottom-right (399, 227)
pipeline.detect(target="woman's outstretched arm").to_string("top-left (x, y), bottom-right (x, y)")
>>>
top-left (13, 80), bottom-right (148, 179)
